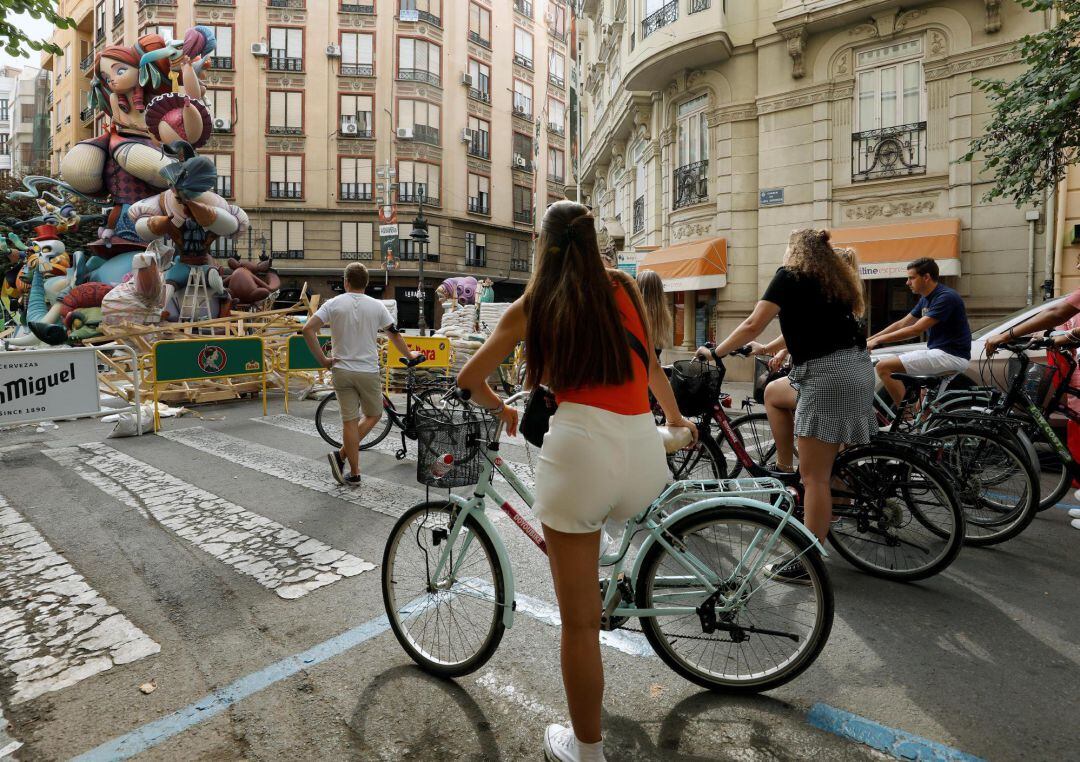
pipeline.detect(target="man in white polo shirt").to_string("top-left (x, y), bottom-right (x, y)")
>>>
top-left (303, 262), bottom-right (420, 486)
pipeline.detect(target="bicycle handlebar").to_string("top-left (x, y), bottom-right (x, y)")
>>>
top-left (399, 355), bottom-right (428, 368)
top-left (702, 342), bottom-right (753, 359)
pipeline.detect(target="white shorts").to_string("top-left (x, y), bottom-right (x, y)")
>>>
top-left (533, 403), bottom-right (670, 534)
top-left (897, 348), bottom-right (969, 377)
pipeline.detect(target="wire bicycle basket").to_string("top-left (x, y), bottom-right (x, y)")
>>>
top-left (670, 359), bottom-right (725, 417)
top-left (414, 407), bottom-right (498, 488)
top-left (1007, 358), bottom-right (1066, 411)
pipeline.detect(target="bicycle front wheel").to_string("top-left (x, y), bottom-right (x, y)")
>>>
top-left (382, 501), bottom-right (506, 678)
top-left (829, 442), bottom-right (964, 581)
top-left (636, 506), bottom-right (833, 693)
top-left (315, 392), bottom-right (396, 451)
top-left (727, 412), bottom-right (779, 476)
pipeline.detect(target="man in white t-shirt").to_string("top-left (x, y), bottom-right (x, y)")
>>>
top-left (303, 262), bottom-right (420, 486)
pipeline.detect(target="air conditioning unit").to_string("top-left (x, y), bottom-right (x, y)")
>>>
top-left (326, 44), bottom-right (342, 57)
top-left (396, 127), bottom-right (414, 139)
top-left (341, 120), bottom-right (359, 135)
top-left (514, 155), bottom-right (527, 168)
top-left (399, 9), bottom-right (419, 21)
top-left (213, 117), bottom-right (231, 131)
top-left (461, 72), bottom-right (473, 87)
top-left (251, 42), bottom-right (269, 57)
top-left (461, 128), bottom-right (473, 142)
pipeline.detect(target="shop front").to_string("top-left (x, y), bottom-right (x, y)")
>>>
top-left (638, 237), bottom-right (728, 351)
top-left (831, 218), bottom-right (962, 334)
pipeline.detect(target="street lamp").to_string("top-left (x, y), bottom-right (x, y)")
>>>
top-left (410, 185), bottom-right (429, 336)
top-left (259, 234), bottom-right (267, 261)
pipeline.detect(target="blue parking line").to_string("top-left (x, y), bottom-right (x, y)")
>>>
top-left (72, 615), bottom-right (392, 762)
top-left (807, 704), bottom-right (986, 762)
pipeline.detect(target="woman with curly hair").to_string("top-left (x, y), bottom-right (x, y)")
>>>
top-left (698, 229), bottom-right (875, 582)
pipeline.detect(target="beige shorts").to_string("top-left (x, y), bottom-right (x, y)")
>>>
top-left (331, 368), bottom-right (383, 422)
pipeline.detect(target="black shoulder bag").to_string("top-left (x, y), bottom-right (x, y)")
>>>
top-left (520, 282), bottom-right (652, 448)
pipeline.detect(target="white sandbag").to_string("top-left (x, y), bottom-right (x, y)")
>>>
top-left (108, 404), bottom-right (155, 437)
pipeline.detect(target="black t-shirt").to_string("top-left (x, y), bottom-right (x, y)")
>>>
top-left (761, 267), bottom-right (861, 365)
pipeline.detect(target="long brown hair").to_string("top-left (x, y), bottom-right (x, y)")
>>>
top-left (523, 201), bottom-right (646, 391)
top-left (785, 229), bottom-right (865, 315)
top-left (636, 269), bottom-right (672, 350)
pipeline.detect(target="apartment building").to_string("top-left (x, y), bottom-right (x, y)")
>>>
top-left (578, 0), bottom-right (1059, 371)
top-left (2, 65), bottom-right (49, 176)
top-left (43, 0), bottom-right (573, 326)
top-left (0, 68), bottom-right (15, 177)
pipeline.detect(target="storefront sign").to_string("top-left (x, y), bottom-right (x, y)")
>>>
top-left (403, 289), bottom-right (426, 300)
top-left (0, 347), bottom-right (99, 424)
top-left (385, 335), bottom-right (451, 369)
top-left (859, 258), bottom-right (961, 280)
top-left (617, 252), bottom-right (637, 276)
top-left (759, 188), bottom-right (785, 207)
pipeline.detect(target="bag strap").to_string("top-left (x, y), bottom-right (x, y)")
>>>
top-left (616, 276), bottom-right (653, 371)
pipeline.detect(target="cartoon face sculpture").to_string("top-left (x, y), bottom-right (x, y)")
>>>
top-left (99, 56), bottom-right (139, 95)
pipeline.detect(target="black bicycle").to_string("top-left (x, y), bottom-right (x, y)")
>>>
top-left (315, 356), bottom-right (453, 460)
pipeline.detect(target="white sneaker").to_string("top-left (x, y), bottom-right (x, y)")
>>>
top-left (1072, 519), bottom-right (1080, 531)
top-left (544, 724), bottom-right (607, 762)
top-left (1069, 508), bottom-right (1080, 519)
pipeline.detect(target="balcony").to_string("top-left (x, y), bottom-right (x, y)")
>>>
top-left (273, 249), bottom-right (305, 259)
top-left (268, 125), bottom-right (303, 135)
top-left (196, 0), bottom-right (235, 4)
top-left (510, 257), bottom-right (530, 272)
top-left (852, 122), bottom-right (927, 183)
top-left (468, 31), bottom-right (490, 49)
top-left (689, 0), bottom-right (710, 12)
top-left (413, 124), bottom-right (440, 146)
top-left (397, 68), bottom-right (440, 87)
top-left (673, 160), bottom-right (708, 210)
top-left (341, 251), bottom-right (374, 260)
top-left (80, 54), bottom-right (93, 71)
top-left (641, 0), bottom-right (676, 39)
top-left (269, 182), bottom-right (303, 199)
top-left (208, 56), bottom-right (233, 69)
top-left (399, 9), bottom-right (440, 26)
top-left (216, 176), bottom-right (232, 197)
top-left (513, 154), bottom-right (534, 173)
top-left (340, 182), bottom-right (374, 201)
top-left (398, 183), bottom-right (437, 205)
top-left (548, 122), bottom-right (565, 137)
top-left (548, 73), bottom-right (564, 89)
top-left (398, 243), bottom-right (438, 262)
top-left (340, 62), bottom-right (373, 76)
top-left (269, 55), bottom-right (303, 72)
top-left (466, 130), bottom-right (489, 159)
top-left (514, 209), bottom-right (534, 225)
top-left (468, 87), bottom-right (490, 103)
top-left (468, 197), bottom-right (490, 215)
top-left (512, 100), bottom-right (533, 121)
top-left (138, 0), bottom-right (177, 6)
top-left (513, 53), bottom-right (533, 70)
top-left (269, 0), bottom-right (304, 7)
top-left (633, 196), bottom-right (644, 234)
top-left (80, 106), bottom-right (93, 123)
top-left (466, 253), bottom-right (487, 268)
top-left (113, 12), bottom-right (124, 27)
top-left (340, 123), bottom-right (373, 138)
top-left (340, 3), bottom-right (375, 13)
top-left (514, 0), bottom-right (532, 18)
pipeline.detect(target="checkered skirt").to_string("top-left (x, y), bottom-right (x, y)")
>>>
top-left (787, 346), bottom-right (877, 445)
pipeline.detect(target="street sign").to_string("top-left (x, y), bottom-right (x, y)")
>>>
top-left (379, 224), bottom-right (399, 238)
top-left (0, 346), bottom-right (100, 425)
top-left (384, 335), bottom-right (451, 369)
top-left (285, 334), bottom-right (332, 371)
top-left (759, 188), bottom-right (785, 207)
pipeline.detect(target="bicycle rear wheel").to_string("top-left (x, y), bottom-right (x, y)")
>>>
top-left (829, 442), bottom-right (964, 581)
top-left (727, 413), bottom-right (780, 476)
top-left (1025, 424), bottom-right (1072, 511)
top-left (382, 501), bottom-right (506, 678)
top-left (667, 434), bottom-right (726, 480)
top-left (314, 392), bottom-right (395, 451)
top-left (636, 506), bottom-right (833, 693)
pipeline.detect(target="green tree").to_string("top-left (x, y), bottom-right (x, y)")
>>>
top-left (0, 1), bottom-right (74, 59)
top-left (964, 0), bottom-right (1080, 206)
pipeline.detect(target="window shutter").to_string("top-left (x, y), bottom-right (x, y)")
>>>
top-left (358, 157), bottom-right (372, 182)
top-left (288, 222), bottom-right (304, 251)
top-left (342, 222), bottom-right (357, 253)
top-left (287, 92), bottom-right (302, 129)
top-left (270, 155), bottom-right (285, 182)
top-left (270, 27), bottom-right (285, 51)
top-left (400, 100), bottom-right (415, 129)
top-left (469, 173), bottom-right (478, 197)
top-left (400, 39), bottom-right (414, 69)
top-left (216, 27), bottom-right (232, 57)
top-left (287, 28), bottom-right (302, 58)
top-left (359, 222), bottom-right (373, 252)
top-left (342, 33), bottom-right (357, 64)
top-left (269, 92), bottom-right (285, 126)
top-left (287, 155), bottom-right (301, 182)
top-left (358, 34), bottom-right (373, 64)
top-left (340, 157), bottom-right (356, 184)
top-left (271, 221), bottom-right (286, 250)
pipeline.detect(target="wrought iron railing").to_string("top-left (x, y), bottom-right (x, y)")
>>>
top-left (209, 56), bottom-right (233, 69)
top-left (80, 107), bottom-right (93, 122)
top-left (689, 0), bottom-right (710, 13)
top-left (268, 125), bottom-right (303, 135)
top-left (512, 97), bottom-right (532, 120)
top-left (269, 182), bottom-right (303, 199)
top-left (269, 56), bottom-right (303, 71)
top-left (341, 62), bottom-right (374, 76)
top-left (211, 238), bottom-right (235, 257)
top-left (633, 196), bottom-right (644, 233)
top-left (340, 3), bottom-right (374, 13)
top-left (216, 176), bottom-right (232, 197)
top-left (514, 0), bottom-right (532, 17)
top-left (397, 68), bottom-right (441, 87)
top-left (469, 86), bottom-right (490, 103)
top-left (467, 130), bottom-right (489, 158)
top-left (548, 122), bottom-right (565, 137)
top-left (340, 182), bottom-right (373, 200)
top-left (80, 54), bottom-right (93, 71)
top-left (341, 251), bottom-right (374, 260)
top-left (113, 11), bottom-right (124, 27)
top-left (514, 209), bottom-right (534, 224)
top-left (513, 53), bottom-right (533, 70)
top-left (642, 0), bottom-right (677, 39)
top-left (340, 122), bottom-right (373, 138)
top-left (398, 241), bottom-right (438, 262)
top-left (510, 257), bottom-right (530, 272)
top-left (513, 154), bottom-right (534, 172)
top-left (138, 0), bottom-right (176, 7)
top-left (851, 121), bottom-right (927, 182)
top-left (268, 0), bottom-right (304, 7)
top-left (548, 73), bottom-right (564, 89)
top-left (673, 160), bottom-right (708, 210)
top-left (413, 124), bottom-right (440, 146)
top-left (466, 253), bottom-right (487, 267)
top-left (468, 31), bottom-right (490, 48)
top-left (468, 197), bottom-right (490, 214)
top-left (398, 183), bottom-right (438, 205)
top-left (273, 250), bottom-right (305, 259)
top-left (197, 0), bottom-right (235, 4)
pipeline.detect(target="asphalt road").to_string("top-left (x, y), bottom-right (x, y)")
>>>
top-left (0, 394), bottom-right (1076, 761)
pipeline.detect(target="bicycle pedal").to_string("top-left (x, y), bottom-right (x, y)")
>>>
top-left (395, 450), bottom-right (407, 461)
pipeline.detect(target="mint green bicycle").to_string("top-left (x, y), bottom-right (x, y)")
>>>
top-left (380, 391), bottom-right (835, 692)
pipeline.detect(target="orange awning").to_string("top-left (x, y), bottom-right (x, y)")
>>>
top-left (831, 218), bottom-right (961, 280)
top-left (639, 238), bottom-right (727, 292)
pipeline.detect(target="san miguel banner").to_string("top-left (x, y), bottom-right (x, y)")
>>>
top-left (0, 347), bottom-right (100, 424)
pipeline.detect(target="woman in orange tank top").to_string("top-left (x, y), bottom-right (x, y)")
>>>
top-left (458, 201), bottom-right (696, 762)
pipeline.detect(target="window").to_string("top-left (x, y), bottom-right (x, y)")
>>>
top-left (205, 89), bottom-right (233, 129)
top-left (271, 221), bottom-right (304, 259)
top-left (147, 25), bottom-right (174, 41)
top-left (339, 94), bottom-right (373, 136)
top-left (547, 2), bottom-right (567, 38)
top-left (204, 153), bottom-right (233, 197)
top-left (465, 232), bottom-right (487, 267)
top-left (547, 147), bottom-right (564, 181)
top-left (514, 0), bottom-right (532, 20)
top-left (510, 239), bottom-right (530, 271)
top-left (63, 43), bottom-right (71, 73)
top-left (340, 156), bottom-right (373, 200)
top-left (398, 222), bottom-right (440, 261)
top-left (466, 115), bottom-right (490, 158)
top-left (0, 135), bottom-right (7, 155)
top-left (513, 79), bottom-right (532, 119)
top-left (547, 96), bottom-right (565, 135)
top-left (269, 155), bottom-right (303, 199)
top-left (512, 132), bottom-right (534, 171)
top-left (855, 38), bottom-right (924, 131)
top-left (207, 26), bottom-right (233, 69)
top-left (269, 27), bottom-right (303, 71)
top-left (468, 173), bottom-right (490, 214)
top-left (112, 0), bottom-right (123, 25)
top-left (341, 222), bottom-right (375, 260)
top-left (513, 186), bottom-right (534, 224)
top-left (467, 59), bottom-right (490, 102)
top-left (608, 56), bottom-right (621, 101)
top-left (95, 1), bottom-right (106, 41)
top-left (548, 48), bottom-right (565, 88)
top-left (398, 161), bottom-right (440, 204)
top-left (676, 94), bottom-right (708, 168)
top-left (210, 236), bottom-right (236, 259)
top-left (400, 0), bottom-right (441, 26)
top-left (0, 99), bottom-right (9, 122)
top-left (643, 0), bottom-right (677, 38)
top-left (268, 91), bottom-right (303, 135)
top-left (398, 38), bottom-right (441, 87)
top-left (514, 27), bottom-right (533, 68)
top-left (469, 3), bottom-right (491, 47)
top-left (633, 143), bottom-right (646, 233)
top-left (341, 32), bottom-right (374, 76)
top-left (399, 99), bottom-right (440, 145)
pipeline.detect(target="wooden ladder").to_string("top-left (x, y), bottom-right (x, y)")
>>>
top-left (178, 267), bottom-right (211, 323)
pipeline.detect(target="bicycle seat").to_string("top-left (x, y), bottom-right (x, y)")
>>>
top-left (400, 355), bottom-right (427, 368)
top-left (890, 373), bottom-right (947, 390)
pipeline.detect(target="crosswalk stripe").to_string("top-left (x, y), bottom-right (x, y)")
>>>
top-left (0, 494), bottom-right (160, 704)
top-left (158, 426), bottom-right (427, 518)
top-left (44, 446), bottom-right (374, 600)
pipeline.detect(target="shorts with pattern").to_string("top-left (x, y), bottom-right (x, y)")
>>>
top-left (331, 368), bottom-right (383, 422)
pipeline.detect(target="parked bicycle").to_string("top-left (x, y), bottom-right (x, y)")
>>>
top-left (315, 355), bottom-right (452, 460)
top-left (381, 388), bottom-right (835, 692)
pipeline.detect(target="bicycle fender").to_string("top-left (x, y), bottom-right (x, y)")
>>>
top-left (443, 495), bottom-right (518, 628)
top-left (630, 496), bottom-right (827, 585)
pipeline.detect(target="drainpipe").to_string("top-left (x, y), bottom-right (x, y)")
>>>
top-left (1026, 209), bottom-right (1040, 306)
top-left (1043, 184), bottom-right (1057, 300)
